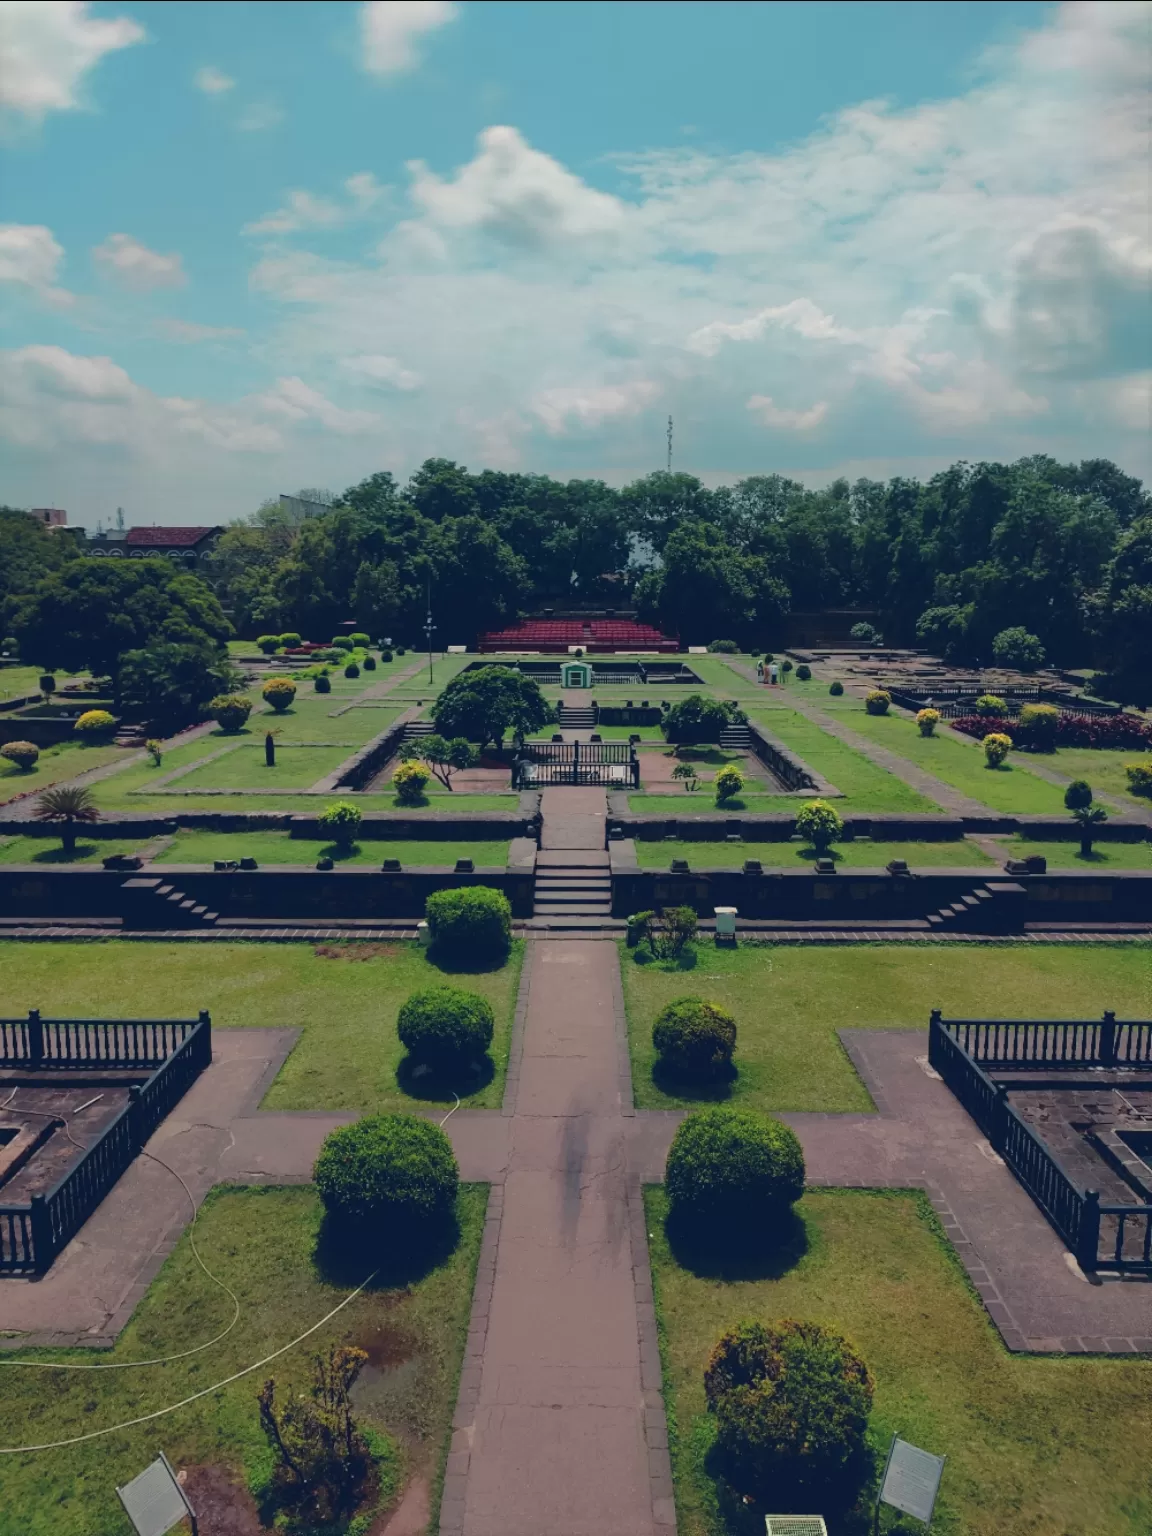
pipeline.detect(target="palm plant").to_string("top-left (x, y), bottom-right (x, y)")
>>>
top-left (1064, 780), bottom-right (1107, 858)
top-left (31, 784), bottom-right (100, 857)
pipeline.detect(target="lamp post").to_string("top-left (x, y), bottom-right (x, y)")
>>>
top-left (424, 580), bottom-right (435, 686)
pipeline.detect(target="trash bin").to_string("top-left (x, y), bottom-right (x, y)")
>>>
top-left (714, 906), bottom-right (737, 944)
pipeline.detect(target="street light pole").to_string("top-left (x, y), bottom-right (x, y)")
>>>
top-left (424, 579), bottom-right (435, 686)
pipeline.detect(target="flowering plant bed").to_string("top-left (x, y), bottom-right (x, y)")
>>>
top-left (951, 713), bottom-right (1152, 749)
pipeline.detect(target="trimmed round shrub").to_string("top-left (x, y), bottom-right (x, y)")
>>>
top-left (828, 680), bottom-right (844, 696)
top-left (1064, 778), bottom-right (1093, 811)
top-left (974, 693), bottom-right (1006, 717)
top-left (795, 663), bottom-right (811, 681)
top-left (916, 707), bottom-right (940, 736)
top-left (397, 987), bottom-right (495, 1070)
top-left (262, 677), bottom-right (297, 712)
top-left (344, 661), bottom-right (361, 679)
top-left (209, 693), bottom-right (252, 733)
top-left (331, 636), bottom-right (353, 652)
top-left (278, 632), bottom-right (302, 649)
top-left (39, 674), bottom-right (56, 696)
top-left (256, 634), bottom-right (280, 654)
top-left (397, 646), bottom-right (407, 656)
top-left (0, 741), bottom-right (39, 772)
top-left (313, 673), bottom-right (331, 693)
top-left (781, 659), bottom-right (793, 674)
top-left (425, 886), bottom-right (511, 965)
top-left (704, 1319), bottom-right (874, 1501)
top-left (795, 798), bottom-right (843, 852)
top-left (313, 1113), bottom-right (458, 1229)
top-left (864, 689), bottom-right (890, 715)
top-left (849, 622), bottom-right (881, 645)
top-left (653, 998), bottom-right (736, 1080)
top-left (318, 800), bottom-right (362, 845)
top-left (707, 639), bottom-right (739, 653)
top-left (348, 632), bottom-right (370, 647)
top-left (992, 626), bottom-right (1046, 671)
top-left (1124, 761), bottom-right (1152, 797)
top-left (983, 731), bottom-right (1012, 767)
top-left (1017, 702), bottom-right (1059, 751)
top-left (392, 758), bottom-right (430, 804)
top-left (363, 655), bottom-right (377, 671)
top-left (381, 648), bottom-right (394, 663)
top-left (714, 764), bottom-right (744, 802)
top-left (74, 709), bottom-right (116, 737)
top-left (665, 1107), bottom-right (805, 1226)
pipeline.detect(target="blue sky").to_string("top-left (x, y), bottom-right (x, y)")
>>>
top-left (0, 0), bottom-right (1148, 526)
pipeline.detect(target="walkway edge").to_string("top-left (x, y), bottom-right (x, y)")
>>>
top-left (628, 1178), bottom-right (678, 1535)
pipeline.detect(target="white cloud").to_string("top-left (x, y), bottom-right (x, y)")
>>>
top-left (746, 395), bottom-right (828, 432)
top-left (533, 380), bottom-right (661, 435)
top-left (0, 0), bottom-right (143, 118)
top-left (194, 65), bottom-right (234, 94)
top-left (245, 174), bottom-right (386, 236)
top-left (360, 0), bottom-right (457, 77)
top-left (237, 101), bottom-right (284, 133)
top-left (688, 300), bottom-right (855, 358)
top-left (345, 172), bottom-right (386, 211)
top-left (253, 376), bottom-right (381, 435)
top-left (156, 318), bottom-right (246, 344)
top-left (341, 353), bottom-right (422, 390)
top-left (93, 233), bottom-right (186, 290)
top-left (0, 222), bottom-right (73, 304)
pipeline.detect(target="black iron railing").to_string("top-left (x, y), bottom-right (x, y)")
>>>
top-left (928, 1011), bottom-right (1152, 1273)
top-left (512, 741), bottom-right (640, 788)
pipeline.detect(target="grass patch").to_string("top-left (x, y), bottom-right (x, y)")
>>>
top-left (0, 740), bottom-right (131, 804)
top-left (1037, 746), bottom-right (1152, 805)
top-left (0, 836), bottom-right (146, 865)
top-left (633, 838), bottom-right (993, 870)
top-left (628, 794), bottom-right (793, 814)
top-left (843, 713), bottom-right (1067, 813)
top-left (646, 1185), bottom-right (1152, 1536)
top-left (748, 709), bottom-right (941, 813)
top-left (171, 744), bottom-right (358, 791)
top-left (155, 830), bottom-right (512, 867)
top-left (0, 1183), bottom-right (486, 1536)
top-left (0, 940), bottom-right (525, 1112)
top-left (998, 836), bottom-right (1151, 869)
top-left (622, 942), bottom-right (1151, 1113)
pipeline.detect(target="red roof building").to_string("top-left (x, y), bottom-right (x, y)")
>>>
top-left (87, 525), bottom-right (222, 563)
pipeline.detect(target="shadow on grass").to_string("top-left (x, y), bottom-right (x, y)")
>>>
top-left (651, 1058), bottom-right (737, 1103)
top-left (313, 1206), bottom-right (461, 1292)
top-left (424, 943), bottom-right (513, 976)
top-left (631, 946), bottom-right (698, 972)
top-left (396, 1052), bottom-right (495, 1103)
top-left (664, 1204), bottom-right (809, 1283)
top-left (25, 841), bottom-right (100, 864)
top-left (794, 845), bottom-right (842, 863)
top-left (707, 1444), bottom-right (888, 1535)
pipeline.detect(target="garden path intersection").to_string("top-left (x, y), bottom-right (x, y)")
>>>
top-left (0, 786), bottom-right (1148, 1533)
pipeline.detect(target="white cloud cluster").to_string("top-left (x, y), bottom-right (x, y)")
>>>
top-left (245, 174), bottom-right (386, 236)
top-left (0, 0), bottom-right (143, 118)
top-left (194, 65), bottom-right (234, 95)
top-left (360, 0), bottom-right (457, 78)
top-left (93, 233), bottom-right (186, 291)
top-left (0, 223), bottom-right (73, 304)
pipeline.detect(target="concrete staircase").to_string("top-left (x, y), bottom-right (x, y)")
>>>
top-left (926, 881), bottom-right (1024, 933)
top-left (720, 725), bottom-right (752, 748)
top-left (557, 704), bottom-right (597, 729)
top-left (533, 851), bottom-right (611, 924)
top-left (119, 877), bottom-right (218, 929)
top-left (400, 721), bottom-right (435, 743)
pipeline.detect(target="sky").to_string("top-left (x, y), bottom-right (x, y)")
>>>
top-left (0, 0), bottom-right (1148, 528)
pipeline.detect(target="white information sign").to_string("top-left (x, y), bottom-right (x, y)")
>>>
top-left (879, 1436), bottom-right (946, 1524)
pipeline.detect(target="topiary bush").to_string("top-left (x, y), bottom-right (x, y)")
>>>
top-left (262, 678), bottom-right (297, 712)
top-left (626, 910), bottom-right (655, 948)
top-left (714, 764), bottom-right (744, 803)
top-left (381, 648), bottom-right (394, 663)
top-left (344, 661), bottom-right (360, 679)
top-left (392, 759), bottom-right (430, 804)
top-left (795, 798), bottom-right (843, 852)
top-left (704, 1318), bottom-right (874, 1502)
top-left (916, 707), bottom-right (940, 736)
top-left (348, 632), bottom-right (370, 647)
top-left (864, 689), bottom-right (890, 715)
top-left (209, 693), bottom-right (253, 733)
top-left (313, 1113), bottom-right (458, 1231)
top-left (974, 693), bottom-right (1006, 717)
top-left (363, 655), bottom-right (377, 671)
top-left (992, 626), bottom-right (1046, 671)
top-left (828, 680), bottom-right (844, 696)
top-left (425, 886), bottom-right (512, 966)
top-left (795, 663), bottom-right (811, 681)
top-left (331, 637), bottom-right (353, 652)
top-left (39, 674), bottom-right (56, 697)
top-left (74, 709), bottom-right (116, 738)
top-left (397, 987), bottom-right (495, 1071)
top-left (850, 622), bottom-right (881, 645)
top-left (318, 800), bottom-right (362, 847)
top-left (256, 634), bottom-right (280, 654)
top-left (707, 639), bottom-right (739, 653)
top-left (313, 672), bottom-right (331, 693)
top-left (665, 1106), bottom-right (805, 1227)
top-left (653, 998), bottom-right (737, 1081)
top-left (1017, 702), bottom-right (1059, 751)
top-left (983, 731), bottom-right (1012, 767)
top-left (0, 741), bottom-right (39, 772)
top-left (663, 694), bottom-right (745, 744)
top-left (278, 632), bottom-right (302, 649)
top-left (1125, 761), bottom-right (1152, 797)
top-left (781, 659), bottom-right (793, 675)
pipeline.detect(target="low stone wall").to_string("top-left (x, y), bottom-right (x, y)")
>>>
top-left (596, 706), bottom-right (663, 726)
top-left (0, 803), bottom-right (542, 841)
top-left (315, 712), bottom-right (413, 792)
top-left (0, 715), bottom-right (118, 748)
top-left (745, 720), bottom-right (828, 794)
top-left (606, 804), bottom-right (1149, 843)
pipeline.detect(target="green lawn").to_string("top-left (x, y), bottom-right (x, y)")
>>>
top-left (633, 838), bottom-right (992, 870)
top-left (747, 709), bottom-right (941, 812)
top-left (0, 1184), bottom-right (486, 1536)
top-left (842, 712), bottom-right (1069, 813)
top-left (0, 740), bottom-right (132, 804)
top-left (1036, 746), bottom-right (1152, 806)
top-left (647, 1186), bottom-right (1152, 1536)
top-left (0, 940), bottom-right (525, 1112)
top-left (622, 943), bottom-right (1150, 1113)
top-left (0, 836), bottom-right (147, 865)
top-left (154, 830), bottom-right (512, 867)
top-left (999, 836), bottom-right (1151, 869)
top-left (628, 793), bottom-right (794, 814)
top-left (169, 743), bottom-right (355, 791)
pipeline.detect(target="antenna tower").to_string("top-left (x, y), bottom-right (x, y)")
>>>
top-left (666, 415), bottom-right (673, 473)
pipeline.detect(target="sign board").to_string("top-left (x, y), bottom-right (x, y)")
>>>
top-left (116, 1452), bottom-right (197, 1536)
top-left (879, 1436), bottom-right (945, 1525)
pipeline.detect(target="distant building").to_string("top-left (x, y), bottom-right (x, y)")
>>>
top-left (86, 525), bottom-right (222, 567)
top-left (28, 508), bottom-right (68, 528)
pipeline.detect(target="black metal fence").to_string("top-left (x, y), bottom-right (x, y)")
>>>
top-left (885, 686), bottom-right (1121, 719)
top-left (512, 741), bottom-right (640, 788)
top-left (0, 1011), bottom-right (211, 1274)
top-left (928, 1011), bottom-right (1152, 1273)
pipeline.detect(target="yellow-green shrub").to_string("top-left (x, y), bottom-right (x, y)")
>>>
top-left (983, 732), bottom-right (1012, 767)
top-left (1125, 761), bottom-right (1152, 797)
top-left (261, 677), bottom-right (297, 712)
top-left (74, 709), bottom-right (116, 737)
top-left (864, 690), bottom-right (891, 715)
top-left (392, 759), bottom-right (430, 803)
top-left (916, 708), bottom-right (940, 736)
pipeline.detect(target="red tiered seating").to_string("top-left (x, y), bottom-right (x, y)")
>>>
top-left (478, 617), bottom-right (678, 652)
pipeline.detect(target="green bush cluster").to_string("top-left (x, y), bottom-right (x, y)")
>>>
top-left (974, 693), bottom-right (1006, 716)
top-left (707, 639), bottom-right (739, 653)
top-left (828, 680), bottom-right (844, 696)
top-left (864, 689), bottom-right (890, 715)
top-left (983, 731), bottom-right (1012, 767)
top-left (665, 1106), bottom-right (805, 1226)
top-left (1125, 761), bottom-right (1152, 796)
top-left (794, 663), bottom-right (811, 681)
top-left (262, 677), bottom-right (297, 712)
top-left (313, 1113), bottom-right (458, 1230)
top-left (1017, 702), bottom-right (1059, 750)
top-left (652, 997), bottom-right (737, 1080)
top-left (209, 693), bottom-right (253, 733)
top-left (425, 886), bottom-right (511, 965)
top-left (992, 626), bottom-right (1046, 671)
top-left (344, 661), bottom-right (361, 679)
top-left (318, 800), bottom-right (362, 845)
top-left (916, 707), bottom-right (940, 736)
top-left (714, 764), bottom-right (744, 803)
top-left (313, 673), bottom-right (331, 693)
top-left (0, 741), bottom-right (39, 771)
top-left (392, 759), bottom-right (430, 804)
top-left (663, 693), bottom-right (745, 744)
top-left (397, 987), bottom-right (495, 1071)
top-left (363, 655), bottom-right (377, 671)
top-left (74, 708), bottom-right (116, 736)
top-left (795, 798), bottom-right (843, 851)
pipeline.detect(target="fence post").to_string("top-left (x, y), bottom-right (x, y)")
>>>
top-left (127, 1084), bottom-right (143, 1150)
top-left (1099, 1011), bottom-right (1116, 1067)
top-left (198, 1009), bottom-right (213, 1066)
top-left (1076, 1189), bottom-right (1101, 1273)
top-left (26, 1009), bottom-right (43, 1069)
top-left (29, 1193), bottom-right (52, 1273)
top-left (991, 1082), bottom-right (1009, 1153)
top-left (927, 1010), bottom-right (943, 1072)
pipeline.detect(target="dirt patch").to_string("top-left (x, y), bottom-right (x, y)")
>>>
top-left (180, 1464), bottom-right (263, 1536)
top-left (314, 943), bottom-right (404, 960)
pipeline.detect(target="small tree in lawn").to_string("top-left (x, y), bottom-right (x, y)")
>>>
top-left (1064, 779), bottom-right (1107, 857)
top-left (714, 764), bottom-right (744, 803)
top-left (392, 759), bottom-right (430, 804)
top-left (31, 784), bottom-right (99, 856)
top-left (257, 1345), bottom-right (372, 1524)
top-left (318, 800), bottom-right (362, 851)
top-left (672, 761), bottom-right (699, 793)
top-left (795, 799), bottom-right (843, 856)
top-left (983, 732), bottom-right (1012, 767)
top-left (416, 734), bottom-right (479, 791)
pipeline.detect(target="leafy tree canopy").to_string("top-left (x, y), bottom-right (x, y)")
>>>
top-left (432, 665), bottom-right (553, 749)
